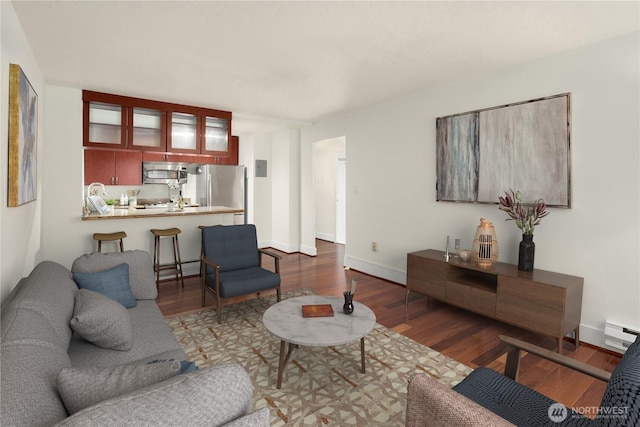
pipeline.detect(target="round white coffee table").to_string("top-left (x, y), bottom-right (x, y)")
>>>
top-left (263, 295), bottom-right (376, 389)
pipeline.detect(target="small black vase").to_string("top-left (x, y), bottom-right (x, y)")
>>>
top-left (518, 234), bottom-right (535, 271)
top-left (343, 292), bottom-right (354, 314)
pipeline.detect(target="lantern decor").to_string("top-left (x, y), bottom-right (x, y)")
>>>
top-left (471, 218), bottom-right (499, 267)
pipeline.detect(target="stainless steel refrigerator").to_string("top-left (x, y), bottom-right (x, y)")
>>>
top-left (187, 164), bottom-right (247, 224)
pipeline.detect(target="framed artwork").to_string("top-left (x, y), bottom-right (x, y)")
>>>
top-left (436, 93), bottom-right (571, 207)
top-left (8, 64), bottom-right (38, 207)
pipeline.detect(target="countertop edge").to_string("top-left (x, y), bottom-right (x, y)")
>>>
top-left (82, 207), bottom-right (243, 221)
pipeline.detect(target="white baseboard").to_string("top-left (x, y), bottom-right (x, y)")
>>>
top-left (258, 240), bottom-right (299, 254)
top-left (315, 232), bottom-right (335, 242)
top-left (300, 244), bottom-right (317, 256)
top-left (344, 255), bottom-right (406, 285)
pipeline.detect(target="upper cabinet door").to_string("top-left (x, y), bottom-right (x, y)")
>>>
top-left (129, 107), bottom-right (166, 151)
top-left (84, 101), bottom-right (127, 148)
top-left (168, 112), bottom-right (199, 153)
top-left (202, 116), bottom-right (230, 155)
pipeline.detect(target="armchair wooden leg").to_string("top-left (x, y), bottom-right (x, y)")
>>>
top-left (504, 345), bottom-right (521, 380)
top-left (200, 265), bottom-right (206, 307)
top-left (216, 293), bottom-right (222, 324)
top-left (276, 286), bottom-right (281, 302)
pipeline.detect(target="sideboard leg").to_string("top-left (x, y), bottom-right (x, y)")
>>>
top-left (504, 345), bottom-right (521, 380)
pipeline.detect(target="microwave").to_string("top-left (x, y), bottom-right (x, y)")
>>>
top-left (142, 162), bottom-right (188, 184)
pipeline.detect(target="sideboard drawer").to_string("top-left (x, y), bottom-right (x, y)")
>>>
top-left (446, 280), bottom-right (496, 317)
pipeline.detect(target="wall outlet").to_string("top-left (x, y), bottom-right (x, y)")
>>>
top-left (371, 241), bottom-right (378, 252)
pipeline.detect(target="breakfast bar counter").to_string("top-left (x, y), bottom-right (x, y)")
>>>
top-left (82, 206), bottom-right (243, 221)
top-left (78, 206), bottom-right (244, 276)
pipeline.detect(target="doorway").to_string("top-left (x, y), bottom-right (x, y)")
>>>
top-left (313, 137), bottom-right (346, 245)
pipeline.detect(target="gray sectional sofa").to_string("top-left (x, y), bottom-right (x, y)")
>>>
top-left (1, 250), bottom-right (268, 426)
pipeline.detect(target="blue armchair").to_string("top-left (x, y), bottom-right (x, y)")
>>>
top-left (200, 224), bottom-right (281, 323)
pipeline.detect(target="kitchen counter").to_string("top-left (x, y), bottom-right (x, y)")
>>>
top-left (82, 206), bottom-right (243, 221)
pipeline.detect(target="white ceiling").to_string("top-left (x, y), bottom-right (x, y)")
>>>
top-left (11, 1), bottom-right (639, 134)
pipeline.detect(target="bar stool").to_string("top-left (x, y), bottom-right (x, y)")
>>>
top-left (93, 231), bottom-right (127, 253)
top-left (150, 228), bottom-right (184, 290)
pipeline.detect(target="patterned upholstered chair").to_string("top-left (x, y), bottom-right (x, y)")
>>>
top-left (200, 224), bottom-right (281, 323)
top-left (406, 334), bottom-right (640, 426)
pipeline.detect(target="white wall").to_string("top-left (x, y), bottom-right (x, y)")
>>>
top-left (1, 2), bottom-right (46, 300)
top-left (270, 129), bottom-right (300, 253)
top-left (251, 133), bottom-right (273, 247)
top-left (300, 32), bottom-right (640, 350)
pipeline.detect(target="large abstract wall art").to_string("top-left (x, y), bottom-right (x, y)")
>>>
top-left (8, 64), bottom-right (38, 207)
top-left (436, 93), bottom-right (571, 207)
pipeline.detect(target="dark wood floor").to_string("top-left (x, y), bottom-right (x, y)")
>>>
top-left (157, 239), bottom-right (620, 416)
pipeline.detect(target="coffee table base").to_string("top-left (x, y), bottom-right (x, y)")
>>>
top-left (276, 337), bottom-right (367, 389)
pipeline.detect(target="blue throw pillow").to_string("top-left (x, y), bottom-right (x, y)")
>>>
top-left (73, 263), bottom-right (137, 308)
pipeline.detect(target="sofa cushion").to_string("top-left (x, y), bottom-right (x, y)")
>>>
top-left (1, 337), bottom-right (72, 426)
top-left (73, 263), bottom-right (136, 308)
top-left (224, 407), bottom-right (270, 427)
top-left (72, 250), bottom-right (157, 300)
top-left (54, 364), bottom-right (254, 427)
top-left (1, 261), bottom-right (78, 348)
top-left (57, 360), bottom-right (181, 414)
top-left (68, 300), bottom-right (185, 367)
top-left (70, 289), bottom-right (133, 351)
top-left (207, 267), bottom-right (281, 298)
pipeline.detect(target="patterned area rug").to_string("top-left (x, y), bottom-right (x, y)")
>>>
top-left (165, 289), bottom-right (472, 426)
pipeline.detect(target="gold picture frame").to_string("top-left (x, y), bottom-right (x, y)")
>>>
top-left (8, 64), bottom-right (38, 207)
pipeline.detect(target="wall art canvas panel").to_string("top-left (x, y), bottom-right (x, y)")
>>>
top-left (436, 112), bottom-right (479, 202)
top-left (436, 94), bottom-right (571, 207)
top-left (8, 64), bottom-right (38, 207)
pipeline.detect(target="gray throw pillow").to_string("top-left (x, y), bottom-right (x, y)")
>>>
top-left (72, 263), bottom-right (137, 308)
top-left (70, 289), bottom-right (133, 351)
top-left (57, 360), bottom-right (181, 414)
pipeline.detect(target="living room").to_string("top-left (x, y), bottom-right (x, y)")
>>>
top-left (1, 2), bottom-right (639, 423)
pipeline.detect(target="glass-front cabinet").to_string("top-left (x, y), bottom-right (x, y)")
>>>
top-left (203, 116), bottom-right (229, 154)
top-left (129, 107), bottom-right (166, 151)
top-left (168, 112), bottom-right (198, 152)
top-left (85, 102), bottom-right (126, 148)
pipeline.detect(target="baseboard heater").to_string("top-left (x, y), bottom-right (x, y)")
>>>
top-left (604, 321), bottom-right (639, 351)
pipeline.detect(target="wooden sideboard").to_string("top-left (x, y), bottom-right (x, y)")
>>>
top-left (406, 249), bottom-right (584, 353)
